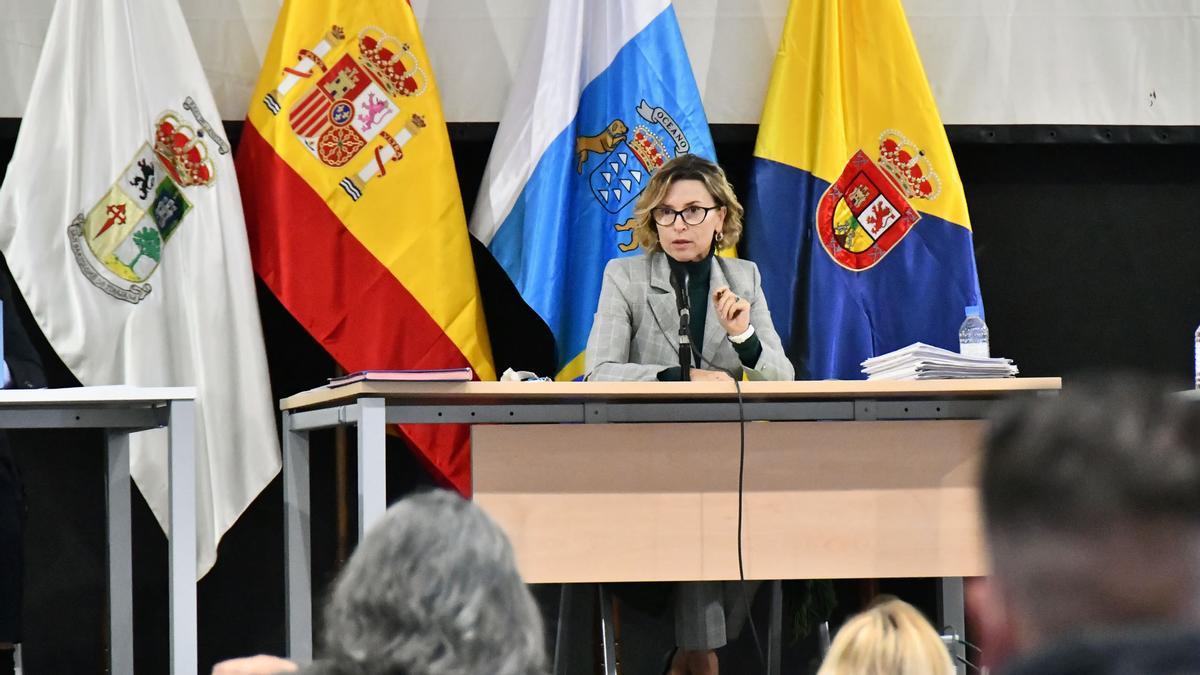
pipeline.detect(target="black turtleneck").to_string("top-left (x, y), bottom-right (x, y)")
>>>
top-left (657, 251), bottom-right (762, 380)
top-left (666, 252), bottom-right (712, 365)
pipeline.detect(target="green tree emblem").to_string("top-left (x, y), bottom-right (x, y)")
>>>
top-left (128, 227), bottom-right (162, 269)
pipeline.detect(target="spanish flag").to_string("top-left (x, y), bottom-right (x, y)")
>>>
top-left (237, 0), bottom-right (494, 493)
top-left (744, 0), bottom-right (983, 380)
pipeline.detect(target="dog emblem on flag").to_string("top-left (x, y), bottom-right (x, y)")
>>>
top-left (67, 109), bottom-right (216, 304)
top-left (815, 130), bottom-right (942, 271)
top-left (577, 100), bottom-right (691, 215)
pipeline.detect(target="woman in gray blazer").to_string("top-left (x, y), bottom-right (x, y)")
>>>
top-left (584, 155), bottom-right (794, 675)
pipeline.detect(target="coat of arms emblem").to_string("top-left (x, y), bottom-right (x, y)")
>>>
top-left (815, 130), bottom-right (942, 271)
top-left (577, 100), bottom-right (690, 215)
top-left (69, 104), bottom-right (218, 303)
top-left (262, 25), bottom-right (429, 202)
top-left (574, 101), bottom-right (694, 251)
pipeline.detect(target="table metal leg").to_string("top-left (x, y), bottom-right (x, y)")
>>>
top-left (283, 410), bottom-right (313, 661)
top-left (105, 430), bottom-right (133, 675)
top-left (939, 577), bottom-right (966, 675)
top-left (356, 398), bottom-right (387, 538)
top-left (552, 585), bottom-right (571, 675)
top-left (168, 399), bottom-right (197, 675)
top-left (767, 580), bottom-right (782, 675)
top-left (553, 584), bottom-right (593, 675)
top-left (598, 584), bottom-right (617, 675)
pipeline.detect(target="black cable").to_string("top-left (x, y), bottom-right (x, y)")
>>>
top-left (943, 630), bottom-right (984, 672)
top-left (734, 377), bottom-right (767, 668)
top-left (944, 630), bottom-right (982, 654)
top-left (954, 653), bottom-right (983, 673)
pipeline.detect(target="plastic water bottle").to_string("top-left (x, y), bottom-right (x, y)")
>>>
top-left (958, 305), bottom-right (990, 358)
top-left (1194, 324), bottom-right (1200, 389)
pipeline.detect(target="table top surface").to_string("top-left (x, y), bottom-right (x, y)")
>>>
top-left (0, 385), bottom-right (197, 405)
top-left (280, 377), bottom-right (1062, 411)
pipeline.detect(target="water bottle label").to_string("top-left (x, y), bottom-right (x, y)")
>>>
top-left (960, 342), bottom-right (990, 359)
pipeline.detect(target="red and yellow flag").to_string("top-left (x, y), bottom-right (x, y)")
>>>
top-left (237, 0), bottom-right (494, 493)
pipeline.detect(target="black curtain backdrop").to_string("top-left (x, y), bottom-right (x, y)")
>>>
top-left (1, 118), bottom-right (1198, 671)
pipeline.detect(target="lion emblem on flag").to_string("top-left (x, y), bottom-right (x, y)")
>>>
top-left (261, 25), bottom-right (431, 202)
top-left (815, 130), bottom-right (942, 271)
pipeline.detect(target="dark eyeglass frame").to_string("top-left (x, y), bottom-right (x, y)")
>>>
top-left (651, 204), bottom-right (722, 227)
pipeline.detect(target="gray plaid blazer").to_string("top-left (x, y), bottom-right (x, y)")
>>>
top-left (584, 252), bottom-right (795, 382)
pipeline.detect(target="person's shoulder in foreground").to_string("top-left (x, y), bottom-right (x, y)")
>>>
top-left (1001, 625), bottom-right (1200, 675)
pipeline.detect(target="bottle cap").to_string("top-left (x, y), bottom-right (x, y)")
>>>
top-left (965, 305), bottom-right (982, 318)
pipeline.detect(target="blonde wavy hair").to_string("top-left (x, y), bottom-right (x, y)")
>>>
top-left (816, 598), bottom-right (954, 675)
top-left (632, 154), bottom-right (744, 254)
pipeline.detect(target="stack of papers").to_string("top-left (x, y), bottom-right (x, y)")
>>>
top-left (861, 343), bottom-right (1018, 380)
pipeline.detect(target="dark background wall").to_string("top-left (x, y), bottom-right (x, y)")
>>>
top-left (1, 118), bottom-right (1198, 672)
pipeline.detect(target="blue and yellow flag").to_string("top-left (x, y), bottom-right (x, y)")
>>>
top-left (745, 0), bottom-right (983, 380)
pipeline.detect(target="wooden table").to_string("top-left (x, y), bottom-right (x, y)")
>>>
top-left (0, 386), bottom-right (196, 675)
top-left (280, 378), bottom-right (1060, 671)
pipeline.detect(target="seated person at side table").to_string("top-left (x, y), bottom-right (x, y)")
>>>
top-left (0, 270), bottom-right (47, 675)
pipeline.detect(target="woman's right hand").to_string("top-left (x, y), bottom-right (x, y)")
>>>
top-left (690, 368), bottom-right (733, 382)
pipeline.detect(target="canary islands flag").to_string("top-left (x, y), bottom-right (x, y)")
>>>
top-left (469, 0), bottom-right (716, 381)
top-left (237, 0), bottom-right (493, 493)
top-left (745, 0), bottom-right (983, 380)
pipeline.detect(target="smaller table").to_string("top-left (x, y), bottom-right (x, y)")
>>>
top-left (0, 386), bottom-right (196, 675)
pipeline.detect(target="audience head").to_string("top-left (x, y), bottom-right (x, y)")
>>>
top-left (816, 597), bottom-right (954, 675)
top-left (980, 376), bottom-right (1200, 653)
top-left (315, 489), bottom-right (546, 675)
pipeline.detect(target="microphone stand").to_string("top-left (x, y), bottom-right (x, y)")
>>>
top-left (679, 304), bottom-right (691, 381)
top-left (671, 268), bottom-right (691, 381)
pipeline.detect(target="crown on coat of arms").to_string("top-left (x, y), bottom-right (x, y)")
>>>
top-left (153, 113), bottom-right (215, 187)
top-left (357, 27), bottom-right (426, 98)
top-left (878, 130), bottom-right (941, 201)
top-left (630, 126), bottom-right (668, 172)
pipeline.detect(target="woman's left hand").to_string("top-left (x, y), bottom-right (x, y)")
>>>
top-left (712, 286), bottom-right (750, 336)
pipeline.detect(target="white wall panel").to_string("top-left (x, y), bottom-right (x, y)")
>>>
top-left (0, 0), bottom-right (1196, 125)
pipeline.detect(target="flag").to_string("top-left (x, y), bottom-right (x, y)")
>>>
top-left (0, 0), bottom-right (280, 576)
top-left (469, 0), bottom-right (717, 381)
top-left (744, 0), bottom-right (983, 380)
top-left (237, 0), bottom-right (493, 493)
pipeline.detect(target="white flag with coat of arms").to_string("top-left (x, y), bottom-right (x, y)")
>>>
top-left (0, 0), bottom-right (281, 577)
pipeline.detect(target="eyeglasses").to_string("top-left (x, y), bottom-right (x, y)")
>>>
top-left (652, 205), bottom-right (721, 227)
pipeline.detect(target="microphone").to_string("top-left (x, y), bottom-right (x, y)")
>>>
top-left (669, 266), bottom-right (691, 381)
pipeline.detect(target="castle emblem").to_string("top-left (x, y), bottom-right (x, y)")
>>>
top-left (815, 130), bottom-right (941, 271)
top-left (68, 107), bottom-right (216, 303)
top-left (262, 25), bottom-right (429, 201)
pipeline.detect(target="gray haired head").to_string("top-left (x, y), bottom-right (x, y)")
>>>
top-left (317, 489), bottom-right (546, 675)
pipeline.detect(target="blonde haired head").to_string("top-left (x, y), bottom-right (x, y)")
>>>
top-left (816, 598), bottom-right (954, 675)
top-left (632, 154), bottom-right (744, 254)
